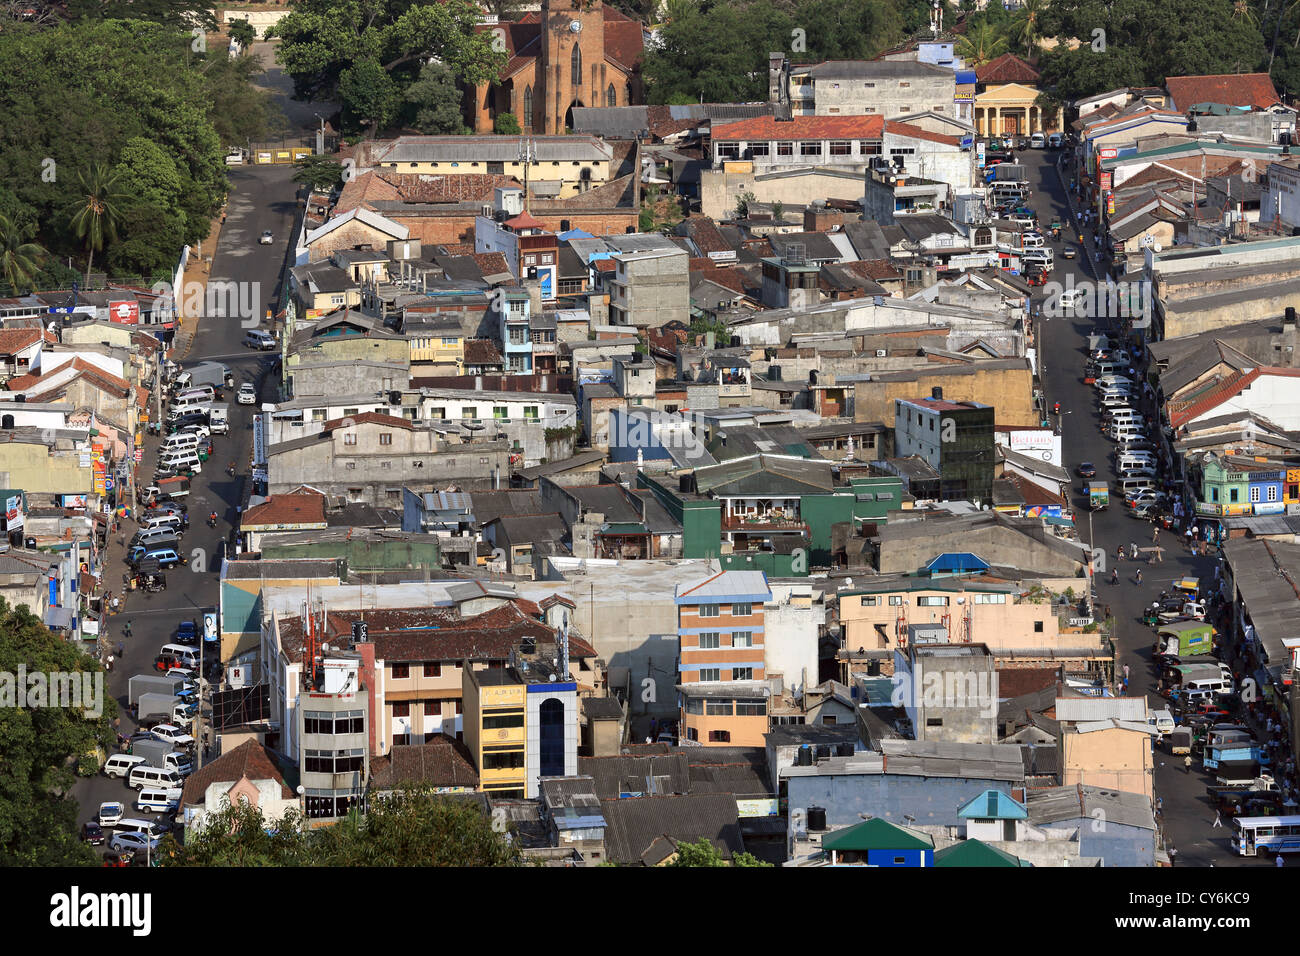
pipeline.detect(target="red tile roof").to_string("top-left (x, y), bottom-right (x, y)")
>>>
top-left (0, 328), bottom-right (43, 354)
top-left (603, 8), bottom-right (645, 72)
top-left (1164, 369), bottom-right (1300, 427)
top-left (369, 739), bottom-right (479, 790)
top-left (321, 411), bottom-right (413, 432)
top-left (976, 53), bottom-right (1040, 86)
top-left (180, 739), bottom-right (294, 807)
top-left (463, 338), bottom-right (503, 365)
top-left (242, 489), bottom-right (328, 529)
top-left (847, 259), bottom-right (903, 281)
top-left (711, 114), bottom-right (884, 141)
top-left (885, 121), bottom-right (961, 146)
top-left (8, 357), bottom-right (132, 400)
top-left (505, 210), bottom-right (545, 231)
top-left (1167, 73), bottom-right (1282, 112)
top-left (1001, 471), bottom-right (1066, 507)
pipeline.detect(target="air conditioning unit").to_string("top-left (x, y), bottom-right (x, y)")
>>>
top-left (875, 349), bottom-right (887, 357)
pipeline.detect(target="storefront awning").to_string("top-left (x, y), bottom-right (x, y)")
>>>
top-left (44, 606), bottom-right (73, 630)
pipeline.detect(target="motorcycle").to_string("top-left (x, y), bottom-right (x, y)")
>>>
top-left (226, 462), bottom-right (236, 477)
top-left (207, 513), bottom-right (218, 528)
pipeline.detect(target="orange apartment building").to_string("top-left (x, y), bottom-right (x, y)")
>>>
top-left (675, 570), bottom-right (774, 747)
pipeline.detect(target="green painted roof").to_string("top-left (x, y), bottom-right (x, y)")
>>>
top-left (601, 522), bottom-right (647, 534)
top-left (1101, 141), bottom-right (1282, 169)
top-left (934, 839), bottom-right (1029, 867)
top-left (957, 789), bottom-right (1028, 821)
top-left (822, 817), bottom-right (934, 852)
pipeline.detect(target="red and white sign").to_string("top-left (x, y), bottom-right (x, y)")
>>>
top-left (1099, 172), bottom-right (1112, 189)
top-left (1099, 147), bottom-right (1118, 159)
top-left (108, 300), bottom-right (140, 325)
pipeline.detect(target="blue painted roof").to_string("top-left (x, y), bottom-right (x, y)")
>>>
top-left (955, 70), bottom-right (978, 85)
top-left (957, 789), bottom-right (1028, 820)
top-left (924, 552), bottom-right (990, 573)
top-left (558, 229), bottom-right (594, 241)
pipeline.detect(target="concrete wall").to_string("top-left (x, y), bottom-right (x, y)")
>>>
top-left (1041, 818), bottom-right (1155, 867)
top-left (609, 250), bottom-right (690, 329)
top-left (0, 441), bottom-right (93, 495)
top-left (289, 361), bottom-right (407, 398)
top-left (700, 168), bottom-right (867, 221)
top-left (853, 365), bottom-right (1035, 427)
top-left (1061, 727), bottom-right (1154, 801)
top-left (840, 587), bottom-right (1066, 652)
top-left (876, 525), bottom-right (1086, 577)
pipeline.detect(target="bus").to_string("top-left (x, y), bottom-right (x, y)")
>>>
top-left (1233, 815), bottom-right (1300, 857)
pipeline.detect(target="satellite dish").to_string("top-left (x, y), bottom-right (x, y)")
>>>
top-left (1153, 243), bottom-right (1162, 252)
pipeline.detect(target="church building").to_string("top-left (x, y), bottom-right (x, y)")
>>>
top-left (470, 0), bottom-right (646, 134)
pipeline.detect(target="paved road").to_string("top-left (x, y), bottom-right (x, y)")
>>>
top-left (70, 165), bottom-right (296, 851)
top-left (1019, 148), bottom-right (1258, 866)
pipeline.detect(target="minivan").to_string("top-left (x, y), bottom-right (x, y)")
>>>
top-left (1019, 233), bottom-right (1046, 249)
top-left (141, 513), bottom-right (185, 534)
top-left (163, 433), bottom-right (202, 453)
top-left (104, 754), bottom-right (146, 779)
top-left (1111, 424), bottom-right (1145, 442)
top-left (158, 450), bottom-right (202, 473)
top-left (1048, 132), bottom-right (1063, 148)
top-left (159, 644), bottom-right (199, 668)
top-left (1117, 477), bottom-right (1157, 496)
top-left (136, 787), bottom-right (183, 814)
top-left (1094, 361), bottom-right (1126, 378)
top-left (130, 529), bottom-right (180, 551)
top-left (1185, 675), bottom-right (1234, 696)
top-left (130, 547), bottom-right (182, 569)
top-left (245, 330), bottom-right (276, 350)
top-left (128, 764), bottom-right (182, 791)
top-left (1022, 249), bottom-right (1054, 268)
top-left (1117, 452), bottom-right (1157, 469)
top-left (1119, 465), bottom-right (1159, 481)
top-left (116, 818), bottom-right (166, 839)
top-left (169, 395), bottom-right (212, 416)
top-left (1107, 408), bottom-right (1140, 424)
top-left (175, 385), bottom-right (216, 404)
top-left (1031, 132), bottom-right (1046, 149)
top-left (1095, 374), bottom-right (1133, 391)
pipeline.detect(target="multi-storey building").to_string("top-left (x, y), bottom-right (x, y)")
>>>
top-left (675, 570), bottom-right (774, 747)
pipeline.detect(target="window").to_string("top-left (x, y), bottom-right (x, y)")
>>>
top-left (732, 631), bottom-right (753, 648)
top-left (706, 699), bottom-right (732, 715)
top-left (343, 408), bottom-right (359, 417)
top-left (926, 718), bottom-right (944, 727)
top-left (731, 602), bottom-right (752, 616)
top-left (343, 432), bottom-right (357, 446)
top-left (379, 433), bottom-right (392, 446)
top-left (735, 698), bottom-right (765, 715)
top-left (800, 141), bottom-right (822, 156)
top-left (749, 141), bottom-right (770, 156)
top-left (463, 407), bottom-right (477, 421)
top-left (685, 697), bottom-right (704, 714)
top-left (917, 596), bottom-right (948, 607)
top-left (606, 83), bottom-right (616, 107)
top-left (829, 141), bottom-right (852, 156)
top-left (890, 147), bottom-right (916, 157)
top-left (483, 751), bottom-right (526, 770)
top-left (708, 730), bottom-right (732, 743)
top-left (1251, 486), bottom-right (1261, 502)
top-left (860, 141), bottom-right (881, 155)
top-left (423, 663), bottom-right (441, 678)
top-left (685, 726), bottom-right (699, 741)
top-left (523, 85), bottom-right (533, 131)
top-left (494, 406), bottom-right (508, 420)
top-left (698, 667), bottom-right (721, 682)
top-left (1034, 620), bottom-right (1044, 633)
top-left (482, 713), bottom-right (525, 730)
top-left (776, 141), bottom-right (794, 156)
top-left (972, 593), bottom-right (1007, 604)
top-left (862, 596), bottom-right (879, 606)
top-left (524, 255), bottom-right (536, 266)
top-left (571, 43), bottom-right (581, 86)
top-left (731, 666), bottom-right (754, 681)
top-left (698, 603), bottom-right (720, 617)
top-left (889, 595), bottom-right (904, 606)
top-left (524, 406), bottom-right (539, 421)
top-left (429, 407), bottom-right (445, 420)
top-left (1269, 485), bottom-right (1279, 501)
top-left (899, 81), bottom-right (911, 88)
top-left (698, 632), bottom-right (720, 649)
top-left (392, 664), bottom-right (409, 679)
top-left (392, 702), bottom-right (410, 717)
top-left (717, 143), bottom-right (741, 160)
top-left (1230, 488), bottom-right (1240, 503)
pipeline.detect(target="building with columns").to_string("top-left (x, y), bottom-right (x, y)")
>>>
top-left (972, 54), bottom-right (1061, 137)
top-left (468, 0), bottom-right (645, 135)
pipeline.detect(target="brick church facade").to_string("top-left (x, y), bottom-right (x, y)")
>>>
top-left (470, 0), bottom-right (645, 134)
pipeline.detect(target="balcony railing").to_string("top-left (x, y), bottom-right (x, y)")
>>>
top-left (722, 514), bottom-right (808, 532)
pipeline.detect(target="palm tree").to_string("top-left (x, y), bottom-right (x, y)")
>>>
top-left (956, 21), bottom-right (1010, 67)
top-left (68, 163), bottom-right (127, 284)
top-left (0, 213), bottom-right (46, 294)
top-left (1016, 0), bottom-right (1045, 57)
top-left (1233, 0), bottom-right (1258, 23)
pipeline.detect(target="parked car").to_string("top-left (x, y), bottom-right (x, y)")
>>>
top-left (150, 724), bottom-right (196, 748)
top-left (81, 822), bottom-right (105, 846)
top-left (259, 230), bottom-right (273, 245)
top-left (237, 382), bottom-right (257, 405)
top-left (109, 831), bottom-right (160, 855)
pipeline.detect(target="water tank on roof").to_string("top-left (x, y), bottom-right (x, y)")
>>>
top-left (815, 744), bottom-right (831, 760)
top-left (837, 742), bottom-right (855, 757)
top-left (796, 744), bottom-right (813, 766)
top-left (807, 807), bottom-right (827, 832)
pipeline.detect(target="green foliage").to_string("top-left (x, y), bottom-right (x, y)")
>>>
top-left (405, 62), bottom-right (472, 135)
top-left (494, 112), bottom-right (522, 136)
top-left (202, 51), bottom-right (279, 148)
top-left (0, 19), bottom-right (229, 277)
top-left (0, 598), bottom-right (118, 866)
top-left (0, 212), bottom-right (47, 292)
top-left (64, 0), bottom-right (218, 30)
top-left (644, 0), bottom-right (907, 104)
top-left (734, 190), bottom-right (757, 219)
top-left (668, 837), bottom-right (772, 866)
top-left (271, 0), bottom-right (505, 132)
top-left (293, 155), bottom-right (346, 192)
top-left (227, 18), bottom-right (256, 49)
top-left (167, 789), bottom-right (522, 866)
top-left (639, 207), bottom-right (656, 231)
top-left (67, 163), bottom-right (128, 282)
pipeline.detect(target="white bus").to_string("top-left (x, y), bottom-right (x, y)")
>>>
top-left (1233, 815), bottom-right (1300, 856)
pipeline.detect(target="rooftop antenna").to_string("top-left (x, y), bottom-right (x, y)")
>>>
top-left (519, 137), bottom-right (536, 214)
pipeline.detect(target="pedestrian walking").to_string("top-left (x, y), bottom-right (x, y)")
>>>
top-left (1136, 568), bottom-right (1143, 586)
top-left (1184, 754), bottom-right (1193, 773)
top-left (1278, 854), bottom-right (1286, 868)
top-left (1213, 810), bottom-right (1223, 828)
top-left (1130, 542), bottom-right (1138, 559)
top-left (1153, 527), bottom-right (1159, 545)
top-left (1186, 525), bottom-right (1194, 548)
top-left (1156, 796), bottom-right (1163, 815)
top-left (1121, 678), bottom-right (1129, 694)
top-left (1123, 663), bottom-right (1131, 682)
top-left (1111, 568), bottom-right (1119, 585)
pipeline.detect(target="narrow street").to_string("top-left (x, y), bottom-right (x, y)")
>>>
top-left (1020, 148), bottom-right (1250, 865)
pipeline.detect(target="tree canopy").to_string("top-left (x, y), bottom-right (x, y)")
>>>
top-left (0, 598), bottom-right (117, 866)
top-left (166, 790), bottom-right (523, 866)
top-left (271, 0), bottom-right (504, 135)
top-left (668, 837), bottom-right (772, 867)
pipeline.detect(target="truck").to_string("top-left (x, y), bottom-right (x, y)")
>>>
top-left (1088, 481), bottom-right (1109, 510)
top-left (130, 738), bottom-right (193, 775)
top-left (136, 692), bottom-right (180, 720)
top-left (139, 476), bottom-right (191, 504)
top-left (128, 674), bottom-right (186, 707)
top-left (1205, 745), bottom-right (1270, 771)
top-left (207, 403), bottom-right (230, 435)
top-left (184, 361), bottom-right (235, 391)
top-left (991, 163), bottom-right (1028, 183)
top-left (1153, 620), bottom-right (1213, 658)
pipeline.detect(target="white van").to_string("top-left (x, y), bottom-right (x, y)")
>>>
top-left (159, 643), bottom-right (199, 668)
top-left (1185, 675), bottom-right (1234, 696)
top-left (1096, 374), bottom-right (1133, 391)
top-left (1031, 132), bottom-right (1046, 149)
top-left (1117, 477), bottom-right (1157, 496)
top-left (136, 787), bottom-right (183, 814)
top-left (208, 404), bottom-right (229, 435)
top-left (1023, 248), bottom-right (1054, 268)
top-left (1019, 233), bottom-right (1046, 249)
top-left (1117, 453), bottom-right (1157, 471)
top-left (163, 433), bottom-right (202, 452)
top-left (104, 754), bottom-right (146, 779)
top-left (116, 818), bottom-right (166, 839)
top-left (158, 450), bottom-right (203, 473)
top-left (141, 513), bottom-right (184, 533)
top-left (169, 395), bottom-right (211, 416)
top-left (1107, 408), bottom-right (1140, 424)
top-left (175, 385), bottom-right (216, 404)
top-left (244, 330), bottom-right (276, 350)
top-left (1111, 423), bottom-right (1145, 442)
top-left (1094, 361), bottom-right (1126, 378)
top-left (128, 764), bottom-right (182, 791)
top-left (130, 529), bottom-right (180, 552)
top-left (1149, 709), bottom-right (1175, 740)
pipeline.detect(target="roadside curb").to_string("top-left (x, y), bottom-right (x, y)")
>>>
top-left (176, 212), bottom-right (228, 359)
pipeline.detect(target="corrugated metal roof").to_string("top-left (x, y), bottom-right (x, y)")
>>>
top-left (1054, 696), bottom-right (1148, 723)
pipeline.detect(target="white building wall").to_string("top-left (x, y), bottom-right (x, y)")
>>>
top-left (762, 591), bottom-right (823, 698)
